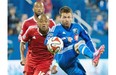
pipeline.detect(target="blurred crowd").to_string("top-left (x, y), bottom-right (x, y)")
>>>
top-left (8, 0), bottom-right (108, 35)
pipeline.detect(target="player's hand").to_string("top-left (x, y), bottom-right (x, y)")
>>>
top-left (74, 40), bottom-right (85, 54)
top-left (67, 37), bottom-right (73, 43)
top-left (51, 65), bottom-right (58, 74)
top-left (20, 57), bottom-right (26, 66)
top-left (46, 70), bottom-right (51, 75)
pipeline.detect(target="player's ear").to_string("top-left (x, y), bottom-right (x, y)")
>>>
top-left (72, 16), bottom-right (74, 20)
top-left (37, 21), bottom-right (40, 27)
top-left (32, 8), bottom-right (34, 12)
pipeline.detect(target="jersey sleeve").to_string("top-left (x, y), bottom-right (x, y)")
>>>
top-left (44, 26), bottom-right (59, 45)
top-left (18, 21), bottom-right (29, 41)
top-left (49, 19), bottom-right (56, 28)
top-left (79, 25), bottom-right (96, 52)
top-left (21, 27), bottom-right (32, 43)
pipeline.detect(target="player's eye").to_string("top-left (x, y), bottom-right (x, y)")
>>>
top-left (39, 20), bottom-right (43, 23)
top-left (63, 16), bottom-right (66, 18)
top-left (35, 5), bottom-right (39, 8)
top-left (45, 20), bottom-right (48, 23)
top-left (68, 16), bottom-right (71, 18)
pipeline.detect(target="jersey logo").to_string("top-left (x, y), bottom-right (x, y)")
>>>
top-left (32, 36), bottom-right (36, 39)
top-left (73, 28), bottom-right (78, 34)
top-left (62, 31), bottom-right (66, 34)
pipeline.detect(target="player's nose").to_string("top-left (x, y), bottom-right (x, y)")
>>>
top-left (42, 23), bottom-right (47, 26)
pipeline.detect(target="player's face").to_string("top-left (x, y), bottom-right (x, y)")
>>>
top-left (33, 2), bottom-right (44, 16)
top-left (37, 16), bottom-right (49, 31)
top-left (60, 12), bottom-right (73, 28)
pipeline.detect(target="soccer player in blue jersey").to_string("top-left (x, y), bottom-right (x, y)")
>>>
top-left (45, 6), bottom-right (105, 75)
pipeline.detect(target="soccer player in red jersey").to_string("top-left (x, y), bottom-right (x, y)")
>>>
top-left (19, 1), bottom-right (54, 65)
top-left (18, 1), bottom-right (55, 40)
top-left (19, 1), bottom-right (57, 75)
top-left (20, 14), bottom-right (54, 75)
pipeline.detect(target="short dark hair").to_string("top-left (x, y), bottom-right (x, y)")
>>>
top-left (59, 6), bottom-right (72, 16)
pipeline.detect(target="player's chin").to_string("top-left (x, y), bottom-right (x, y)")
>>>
top-left (41, 26), bottom-right (46, 29)
top-left (64, 23), bottom-right (70, 27)
top-left (36, 12), bottom-right (42, 16)
top-left (37, 11), bottom-right (42, 14)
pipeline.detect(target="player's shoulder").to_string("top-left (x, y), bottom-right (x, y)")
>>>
top-left (23, 16), bottom-right (34, 23)
top-left (49, 19), bottom-right (54, 22)
top-left (72, 22), bottom-right (82, 28)
top-left (54, 23), bottom-right (62, 28)
top-left (49, 19), bottom-right (55, 24)
top-left (50, 23), bottom-right (61, 31)
top-left (72, 22), bottom-right (81, 26)
top-left (28, 26), bottom-right (37, 31)
top-left (22, 16), bottom-right (36, 27)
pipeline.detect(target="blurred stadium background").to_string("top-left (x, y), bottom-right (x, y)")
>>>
top-left (8, 0), bottom-right (108, 75)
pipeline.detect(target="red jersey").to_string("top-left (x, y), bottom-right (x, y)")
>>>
top-left (22, 26), bottom-right (53, 66)
top-left (18, 16), bottom-right (55, 41)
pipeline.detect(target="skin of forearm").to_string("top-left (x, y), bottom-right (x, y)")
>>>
top-left (20, 42), bottom-right (26, 58)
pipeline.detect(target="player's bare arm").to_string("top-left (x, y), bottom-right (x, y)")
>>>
top-left (20, 41), bottom-right (26, 66)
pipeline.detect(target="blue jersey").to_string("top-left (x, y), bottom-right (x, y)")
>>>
top-left (45, 23), bottom-right (95, 74)
top-left (45, 23), bottom-right (95, 52)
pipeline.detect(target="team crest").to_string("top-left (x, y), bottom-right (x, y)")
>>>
top-left (62, 31), bottom-right (66, 34)
top-left (73, 28), bottom-right (78, 34)
top-left (32, 36), bottom-right (36, 39)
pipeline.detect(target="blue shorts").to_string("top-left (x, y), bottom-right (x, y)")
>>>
top-left (55, 45), bottom-right (86, 75)
top-left (65, 60), bottom-right (86, 75)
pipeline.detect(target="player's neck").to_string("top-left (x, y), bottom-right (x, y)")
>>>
top-left (34, 14), bottom-right (39, 22)
top-left (62, 25), bottom-right (70, 29)
top-left (39, 28), bottom-right (49, 37)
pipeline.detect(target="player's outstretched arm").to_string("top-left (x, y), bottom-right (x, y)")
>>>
top-left (19, 25), bottom-right (32, 66)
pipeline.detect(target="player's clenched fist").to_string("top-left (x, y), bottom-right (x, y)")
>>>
top-left (20, 57), bottom-right (26, 66)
